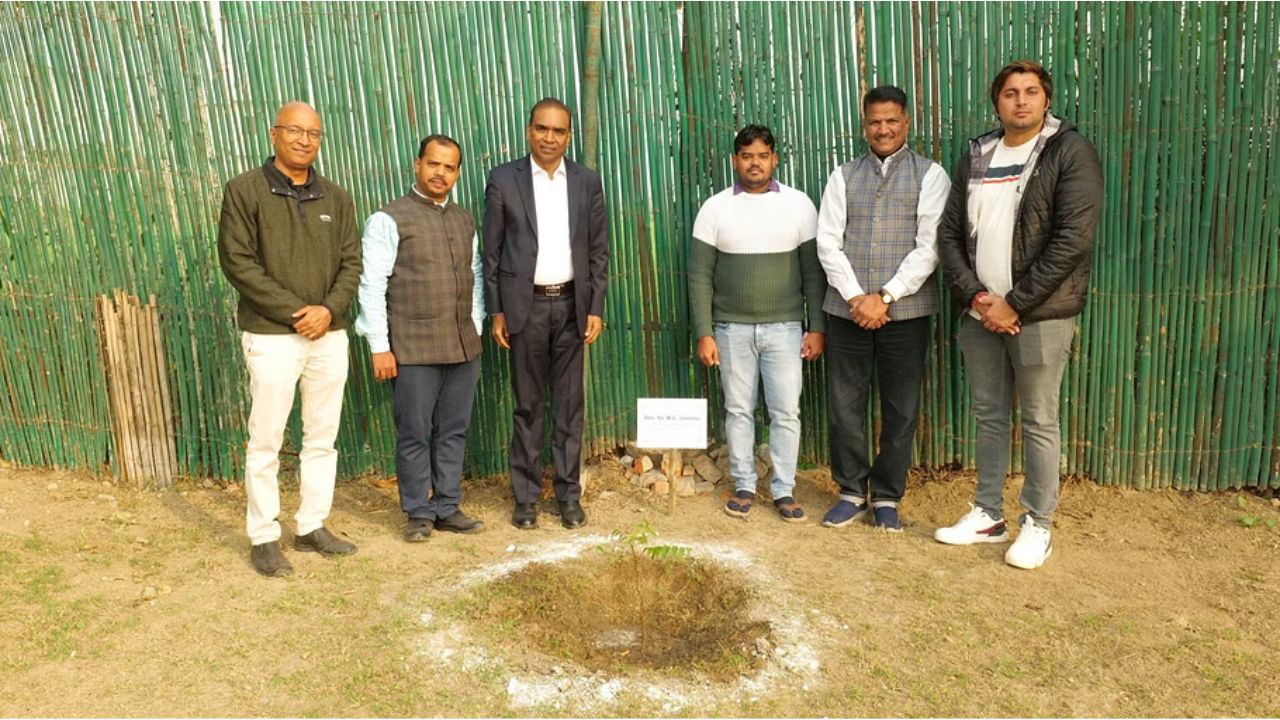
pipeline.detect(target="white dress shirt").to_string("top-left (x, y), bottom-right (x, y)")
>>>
top-left (531, 159), bottom-right (574, 285)
top-left (815, 146), bottom-right (950, 302)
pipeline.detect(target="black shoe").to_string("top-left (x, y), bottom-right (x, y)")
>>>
top-left (403, 518), bottom-right (433, 543)
top-left (294, 527), bottom-right (357, 555)
top-left (558, 500), bottom-right (587, 529)
top-left (512, 502), bottom-right (538, 530)
top-left (435, 510), bottom-right (485, 534)
top-left (250, 541), bottom-right (293, 577)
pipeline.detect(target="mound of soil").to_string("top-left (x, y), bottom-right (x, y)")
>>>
top-left (464, 549), bottom-right (770, 678)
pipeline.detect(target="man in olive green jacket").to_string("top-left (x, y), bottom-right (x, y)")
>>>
top-left (217, 101), bottom-right (362, 577)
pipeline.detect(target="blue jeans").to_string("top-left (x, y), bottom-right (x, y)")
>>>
top-left (714, 321), bottom-right (803, 499)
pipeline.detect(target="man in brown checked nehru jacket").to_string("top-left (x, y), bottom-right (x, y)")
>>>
top-left (355, 134), bottom-right (488, 544)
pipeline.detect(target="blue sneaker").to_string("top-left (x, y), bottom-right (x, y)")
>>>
top-left (821, 499), bottom-right (868, 528)
top-left (872, 505), bottom-right (903, 532)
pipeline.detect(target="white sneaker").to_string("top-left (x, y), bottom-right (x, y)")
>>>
top-left (933, 504), bottom-right (1010, 545)
top-left (1004, 515), bottom-right (1053, 569)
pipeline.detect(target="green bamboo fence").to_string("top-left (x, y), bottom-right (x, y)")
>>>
top-left (0, 1), bottom-right (1276, 490)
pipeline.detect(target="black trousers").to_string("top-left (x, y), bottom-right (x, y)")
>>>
top-left (393, 359), bottom-right (481, 521)
top-left (826, 313), bottom-right (931, 504)
top-left (508, 294), bottom-right (584, 504)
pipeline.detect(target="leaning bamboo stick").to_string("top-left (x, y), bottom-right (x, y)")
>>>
top-left (133, 295), bottom-right (160, 488)
top-left (136, 296), bottom-right (169, 489)
top-left (150, 296), bottom-right (179, 487)
top-left (122, 290), bottom-right (158, 487)
top-left (102, 294), bottom-right (137, 485)
top-left (104, 294), bottom-right (129, 484)
top-left (98, 296), bottom-right (129, 483)
top-left (145, 301), bottom-right (173, 487)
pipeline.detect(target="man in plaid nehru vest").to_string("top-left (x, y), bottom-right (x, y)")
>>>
top-left (815, 86), bottom-right (950, 532)
top-left (355, 134), bottom-right (487, 544)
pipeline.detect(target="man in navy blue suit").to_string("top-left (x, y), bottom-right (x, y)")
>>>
top-left (483, 97), bottom-right (610, 531)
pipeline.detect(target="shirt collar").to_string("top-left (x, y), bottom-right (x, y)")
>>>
top-left (732, 178), bottom-right (781, 195)
top-left (411, 184), bottom-right (448, 208)
top-left (531, 159), bottom-right (567, 180)
top-left (871, 144), bottom-right (909, 172)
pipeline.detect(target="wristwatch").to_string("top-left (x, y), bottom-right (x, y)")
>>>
top-left (879, 289), bottom-right (895, 305)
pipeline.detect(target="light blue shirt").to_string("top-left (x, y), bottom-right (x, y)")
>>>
top-left (354, 194), bottom-right (485, 354)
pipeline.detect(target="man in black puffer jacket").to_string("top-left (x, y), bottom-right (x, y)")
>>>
top-left (934, 60), bottom-right (1103, 570)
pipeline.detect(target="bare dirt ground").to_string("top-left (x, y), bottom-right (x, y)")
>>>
top-left (1, 459), bottom-right (1278, 717)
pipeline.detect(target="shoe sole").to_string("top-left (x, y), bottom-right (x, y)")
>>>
top-left (1006, 545), bottom-right (1052, 570)
top-left (822, 511), bottom-right (868, 528)
top-left (874, 524), bottom-right (904, 533)
top-left (293, 542), bottom-right (357, 556)
top-left (512, 520), bottom-right (539, 530)
top-left (723, 506), bottom-right (750, 520)
top-left (934, 530), bottom-right (1010, 545)
top-left (562, 519), bottom-right (587, 530)
top-left (403, 532), bottom-right (431, 543)
top-left (253, 565), bottom-right (293, 578)
top-left (435, 524), bottom-right (486, 534)
top-left (778, 514), bottom-right (808, 524)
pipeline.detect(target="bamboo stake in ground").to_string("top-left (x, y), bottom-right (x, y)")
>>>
top-left (118, 290), bottom-right (156, 487)
top-left (135, 294), bottom-right (167, 488)
top-left (138, 297), bottom-right (175, 489)
top-left (105, 293), bottom-right (142, 485)
top-left (97, 296), bottom-right (135, 483)
top-left (661, 450), bottom-right (683, 515)
top-left (149, 295), bottom-right (179, 487)
top-left (576, 0), bottom-right (605, 492)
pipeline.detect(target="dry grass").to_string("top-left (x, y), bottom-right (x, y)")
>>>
top-left (0, 463), bottom-right (1278, 717)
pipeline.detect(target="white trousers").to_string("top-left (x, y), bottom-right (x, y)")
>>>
top-left (241, 330), bottom-right (349, 545)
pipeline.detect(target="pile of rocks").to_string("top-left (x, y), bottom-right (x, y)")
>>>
top-left (614, 443), bottom-right (776, 499)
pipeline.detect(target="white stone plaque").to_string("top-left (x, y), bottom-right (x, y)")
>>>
top-left (635, 398), bottom-right (707, 450)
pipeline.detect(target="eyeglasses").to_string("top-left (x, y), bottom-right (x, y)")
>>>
top-left (273, 125), bottom-right (324, 141)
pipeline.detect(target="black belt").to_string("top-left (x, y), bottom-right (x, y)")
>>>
top-left (533, 281), bottom-right (574, 297)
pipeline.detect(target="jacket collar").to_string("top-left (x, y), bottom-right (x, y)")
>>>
top-left (966, 112), bottom-right (1071, 190)
top-left (971, 112), bottom-right (1069, 157)
top-left (516, 155), bottom-right (584, 234)
top-left (262, 156), bottom-right (324, 201)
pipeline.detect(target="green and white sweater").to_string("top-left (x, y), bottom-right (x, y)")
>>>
top-left (688, 180), bottom-right (828, 339)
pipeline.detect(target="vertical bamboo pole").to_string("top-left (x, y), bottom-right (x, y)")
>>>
top-left (579, 0), bottom-right (603, 476)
